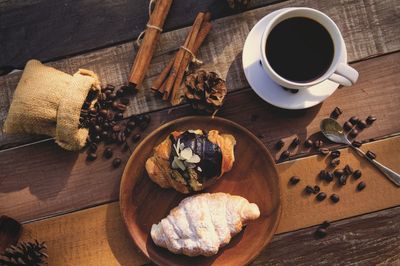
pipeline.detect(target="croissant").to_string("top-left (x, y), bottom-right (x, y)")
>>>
top-left (145, 129), bottom-right (236, 193)
top-left (151, 192), bottom-right (260, 257)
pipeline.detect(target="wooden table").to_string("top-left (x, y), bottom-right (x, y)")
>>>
top-left (1, 0), bottom-right (400, 265)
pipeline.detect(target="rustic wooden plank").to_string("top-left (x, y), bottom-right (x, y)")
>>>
top-left (1, 0), bottom-right (399, 147)
top-left (19, 203), bottom-right (400, 265)
top-left (0, 0), bottom-right (281, 70)
top-left (1, 51), bottom-right (400, 222)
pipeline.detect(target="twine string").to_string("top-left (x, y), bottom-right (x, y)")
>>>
top-left (179, 46), bottom-right (203, 65)
top-left (136, 0), bottom-right (163, 46)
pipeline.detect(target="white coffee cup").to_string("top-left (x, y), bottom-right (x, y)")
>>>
top-left (260, 7), bottom-right (359, 89)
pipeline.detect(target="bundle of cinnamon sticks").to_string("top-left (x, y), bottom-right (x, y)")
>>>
top-left (151, 12), bottom-right (212, 105)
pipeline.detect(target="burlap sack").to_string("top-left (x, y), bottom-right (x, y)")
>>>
top-left (3, 60), bottom-right (100, 150)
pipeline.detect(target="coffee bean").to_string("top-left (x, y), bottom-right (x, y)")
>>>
top-left (325, 172), bottom-right (334, 182)
top-left (330, 194), bottom-right (340, 203)
top-left (316, 192), bottom-right (327, 201)
top-left (104, 89), bottom-right (113, 96)
top-left (132, 134), bottom-right (141, 143)
top-left (127, 120), bottom-right (136, 130)
top-left (126, 84), bottom-right (138, 94)
top-left (366, 115), bottom-right (377, 124)
top-left (99, 109), bottom-right (108, 117)
top-left (112, 158), bottom-right (122, 168)
top-left (357, 120), bottom-right (367, 129)
top-left (105, 84), bottom-right (115, 91)
top-left (103, 147), bottom-right (113, 159)
top-left (115, 112), bottom-right (124, 121)
top-left (94, 125), bottom-right (102, 133)
top-left (330, 150), bottom-right (340, 158)
top-left (319, 170), bottom-right (328, 181)
top-left (86, 152), bottom-right (97, 161)
top-left (330, 107), bottom-right (343, 119)
top-left (82, 101), bottom-right (90, 109)
top-left (334, 169), bottom-right (344, 177)
top-left (89, 107), bottom-right (97, 115)
top-left (352, 140), bottom-right (362, 148)
top-left (349, 116), bottom-right (359, 125)
top-left (116, 89), bottom-right (124, 97)
top-left (275, 139), bottom-right (285, 150)
top-left (108, 92), bottom-right (117, 100)
top-left (121, 142), bottom-right (129, 152)
top-left (315, 227), bottom-right (327, 238)
top-left (349, 129), bottom-right (359, 138)
top-left (338, 175), bottom-right (347, 186)
top-left (366, 150), bottom-right (376, 160)
top-left (320, 221), bottom-right (331, 229)
top-left (289, 176), bottom-right (300, 185)
top-left (93, 135), bottom-right (101, 143)
top-left (88, 143), bottom-right (97, 152)
top-left (124, 127), bottom-right (132, 137)
top-left (280, 150), bottom-right (290, 160)
top-left (305, 185), bottom-right (314, 194)
top-left (291, 137), bottom-right (300, 147)
top-left (319, 148), bottom-right (330, 155)
top-left (330, 157), bottom-right (340, 167)
top-left (112, 101), bottom-right (127, 111)
top-left (139, 121), bottom-right (149, 130)
top-left (135, 114), bottom-right (146, 124)
top-left (313, 185), bottom-right (320, 194)
top-left (314, 140), bottom-right (323, 148)
top-left (101, 130), bottom-right (109, 139)
top-left (353, 169), bottom-right (362, 180)
top-left (304, 139), bottom-right (313, 148)
top-left (344, 164), bottom-right (353, 175)
top-left (357, 181), bottom-right (366, 191)
top-left (343, 121), bottom-right (353, 131)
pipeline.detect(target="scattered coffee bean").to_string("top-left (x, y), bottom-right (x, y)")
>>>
top-left (330, 107), bottom-right (343, 119)
top-left (280, 150), bottom-right (290, 160)
top-left (349, 129), bottom-right (359, 138)
top-left (316, 192), bottom-right (327, 201)
top-left (315, 227), bottom-right (327, 238)
top-left (305, 185), bottom-right (315, 194)
top-left (330, 194), bottom-right (340, 203)
top-left (126, 120), bottom-right (136, 130)
top-left (313, 185), bottom-right (320, 194)
top-left (275, 139), bottom-right (285, 150)
top-left (103, 147), bottom-right (113, 159)
top-left (366, 115), bottom-right (377, 124)
top-left (89, 107), bottom-right (97, 115)
top-left (320, 221), bottom-right (331, 229)
top-left (353, 169), bottom-right (362, 179)
top-left (319, 170), bottom-right (328, 181)
top-left (112, 158), bottom-right (122, 168)
top-left (304, 139), bottom-right (313, 148)
top-left (115, 112), bottom-right (124, 121)
top-left (139, 121), bottom-right (149, 130)
top-left (330, 157), bottom-right (340, 167)
top-left (314, 140), bottom-right (323, 148)
top-left (366, 150), bottom-right (376, 160)
top-left (86, 152), bottom-right (97, 161)
top-left (330, 150), bottom-right (340, 158)
top-left (112, 125), bottom-right (122, 132)
top-left (344, 164), bottom-right (353, 175)
top-left (319, 148), bottom-right (330, 155)
top-left (93, 135), bottom-right (101, 143)
top-left (334, 169), bottom-right (344, 177)
top-left (357, 181), bottom-right (366, 191)
top-left (352, 140), bottom-right (362, 148)
top-left (289, 176), bottom-right (300, 185)
top-left (357, 120), bottom-right (367, 129)
top-left (349, 116), bottom-right (359, 125)
top-left (291, 137), bottom-right (300, 147)
top-left (101, 130), bottom-right (109, 139)
top-left (338, 175), bottom-right (347, 186)
top-left (325, 172), bottom-right (334, 182)
top-left (88, 143), bottom-right (97, 152)
top-left (132, 134), bottom-right (141, 143)
top-left (343, 121), bottom-right (353, 131)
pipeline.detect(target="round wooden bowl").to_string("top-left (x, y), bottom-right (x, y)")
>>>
top-left (120, 116), bottom-right (282, 265)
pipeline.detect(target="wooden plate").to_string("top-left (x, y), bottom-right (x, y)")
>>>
top-left (120, 116), bottom-right (282, 265)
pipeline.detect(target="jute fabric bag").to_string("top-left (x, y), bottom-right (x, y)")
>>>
top-left (3, 60), bottom-right (100, 150)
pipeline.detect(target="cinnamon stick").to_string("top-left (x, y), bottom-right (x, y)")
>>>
top-left (129, 0), bottom-right (173, 88)
top-left (170, 20), bottom-right (212, 105)
top-left (151, 58), bottom-right (174, 91)
top-left (163, 12), bottom-right (205, 100)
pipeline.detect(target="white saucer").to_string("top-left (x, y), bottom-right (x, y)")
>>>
top-left (242, 8), bottom-right (347, 110)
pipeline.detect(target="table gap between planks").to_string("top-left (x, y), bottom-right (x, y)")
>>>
top-left (0, 0), bottom-right (400, 264)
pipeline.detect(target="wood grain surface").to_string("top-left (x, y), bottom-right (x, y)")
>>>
top-left (1, 51), bottom-right (399, 223)
top-left (1, 0), bottom-right (399, 148)
top-left (0, 0), bottom-right (280, 70)
top-left (19, 202), bottom-right (400, 265)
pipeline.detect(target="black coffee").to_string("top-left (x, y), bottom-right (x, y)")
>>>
top-left (266, 17), bottom-right (334, 83)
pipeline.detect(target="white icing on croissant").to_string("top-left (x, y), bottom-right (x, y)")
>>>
top-left (151, 192), bottom-right (260, 257)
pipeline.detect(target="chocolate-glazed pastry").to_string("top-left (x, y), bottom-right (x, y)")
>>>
top-left (146, 129), bottom-right (236, 193)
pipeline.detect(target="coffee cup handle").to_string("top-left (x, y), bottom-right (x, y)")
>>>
top-left (328, 63), bottom-right (359, 86)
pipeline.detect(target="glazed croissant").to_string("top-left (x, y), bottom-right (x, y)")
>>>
top-left (145, 129), bottom-right (236, 193)
top-left (151, 192), bottom-right (260, 257)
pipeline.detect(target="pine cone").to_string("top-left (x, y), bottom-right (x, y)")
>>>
top-left (184, 70), bottom-right (227, 114)
top-left (226, 0), bottom-right (251, 10)
top-left (0, 240), bottom-right (48, 266)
